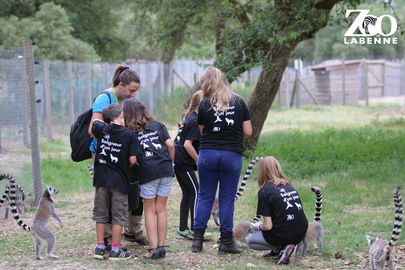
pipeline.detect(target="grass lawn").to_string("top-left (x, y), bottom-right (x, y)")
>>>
top-left (0, 104), bottom-right (404, 269)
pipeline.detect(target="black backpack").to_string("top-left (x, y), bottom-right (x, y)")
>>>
top-left (70, 92), bottom-right (112, 162)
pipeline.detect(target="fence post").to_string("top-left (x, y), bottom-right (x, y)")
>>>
top-left (363, 60), bottom-right (369, 106)
top-left (159, 61), bottom-right (164, 94)
top-left (341, 55), bottom-right (346, 105)
top-left (44, 59), bottom-right (52, 142)
top-left (295, 59), bottom-right (301, 108)
top-left (68, 60), bottom-right (74, 124)
top-left (86, 61), bottom-right (92, 108)
top-left (24, 40), bottom-right (42, 206)
top-left (147, 61), bottom-right (153, 114)
top-left (285, 69), bottom-right (290, 109)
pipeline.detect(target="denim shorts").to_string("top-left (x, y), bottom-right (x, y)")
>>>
top-left (140, 176), bottom-right (173, 199)
top-left (92, 187), bottom-right (128, 226)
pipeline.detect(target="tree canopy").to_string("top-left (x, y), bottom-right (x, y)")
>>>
top-left (134, 0), bottom-right (402, 151)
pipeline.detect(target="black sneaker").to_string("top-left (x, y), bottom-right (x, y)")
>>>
top-left (109, 249), bottom-right (131, 260)
top-left (94, 247), bottom-right (105, 260)
top-left (276, 244), bottom-right (295, 265)
top-left (263, 250), bottom-right (280, 259)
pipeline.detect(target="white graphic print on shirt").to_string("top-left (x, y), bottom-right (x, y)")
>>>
top-left (280, 188), bottom-right (301, 220)
top-left (98, 133), bottom-right (123, 164)
top-left (212, 104), bottom-right (236, 129)
top-left (138, 130), bottom-right (161, 157)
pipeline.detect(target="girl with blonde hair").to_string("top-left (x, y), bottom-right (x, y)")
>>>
top-left (192, 67), bottom-right (252, 255)
top-left (248, 156), bottom-right (308, 265)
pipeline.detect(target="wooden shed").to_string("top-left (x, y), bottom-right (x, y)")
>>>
top-left (310, 59), bottom-right (363, 105)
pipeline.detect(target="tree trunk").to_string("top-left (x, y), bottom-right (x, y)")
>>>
top-left (244, 44), bottom-right (293, 152)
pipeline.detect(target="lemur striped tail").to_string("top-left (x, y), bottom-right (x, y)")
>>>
top-left (389, 186), bottom-right (402, 248)
top-left (0, 174), bottom-right (31, 232)
top-left (87, 163), bottom-right (94, 179)
top-left (311, 187), bottom-right (322, 222)
top-left (235, 157), bottom-right (261, 202)
top-left (0, 185), bottom-right (26, 206)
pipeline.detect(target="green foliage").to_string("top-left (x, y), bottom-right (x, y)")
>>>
top-left (155, 86), bottom-right (189, 125)
top-left (54, 0), bottom-right (130, 62)
top-left (0, 2), bottom-right (101, 61)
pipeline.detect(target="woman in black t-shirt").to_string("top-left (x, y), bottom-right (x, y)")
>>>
top-left (247, 156), bottom-right (308, 265)
top-left (191, 67), bottom-right (252, 255)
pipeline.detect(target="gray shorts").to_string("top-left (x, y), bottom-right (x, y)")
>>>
top-left (92, 187), bottom-right (128, 226)
top-left (140, 176), bottom-right (173, 199)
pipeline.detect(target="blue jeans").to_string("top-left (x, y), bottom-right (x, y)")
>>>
top-left (194, 149), bottom-right (242, 234)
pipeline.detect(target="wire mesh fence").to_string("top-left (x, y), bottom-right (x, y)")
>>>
top-left (0, 42), bottom-right (42, 206)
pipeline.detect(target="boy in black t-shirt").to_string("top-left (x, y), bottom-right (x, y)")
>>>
top-left (92, 104), bottom-right (139, 260)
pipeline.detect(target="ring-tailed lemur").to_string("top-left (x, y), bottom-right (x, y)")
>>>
top-left (294, 186), bottom-right (324, 258)
top-left (232, 221), bottom-right (258, 246)
top-left (0, 174), bottom-right (64, 260)
top-left (211, 157), bottom-right (262, 226)
top-left (368, 186), bottom-right (402, 270)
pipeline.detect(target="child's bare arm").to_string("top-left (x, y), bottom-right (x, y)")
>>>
top-left (129, 156), bottom-right (137, 167)
top-left (165, 138), bottom-right (175, 163)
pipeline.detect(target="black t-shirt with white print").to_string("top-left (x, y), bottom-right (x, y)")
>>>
top-left (198, 93), bottom-right (251, 155)
top-left (92, 121), bottom-right (139, 194)
top-left (134, 120), bottom-right (173, 185)
top-left (174, 112), bottom-right (200, 171)
top-left (257, 182), bottom-right (309, 247)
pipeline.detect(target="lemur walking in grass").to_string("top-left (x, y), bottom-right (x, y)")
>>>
top-left (0, 174), bottom-right (63, 260)
top-left (368, 186), bottom-right (402, 270)
top-left (294, 186), bottom-right (324, 258)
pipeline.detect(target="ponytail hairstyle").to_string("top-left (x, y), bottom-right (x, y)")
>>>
top-left (183, 90), bottom-right (203, 120)
top-left (257, 156), bottom-right (290, 190)
top-left (199, 67), bottom-right (233, 113)
top-left (112, 65), bottom-right (141, 87)
top-left (123, 98), bottom-right (154, 132)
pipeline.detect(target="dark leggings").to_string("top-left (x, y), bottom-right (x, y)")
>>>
top-left (175, 169), bottom-right (199, 231)
top-left (131, 195), bottom-right (143, 216)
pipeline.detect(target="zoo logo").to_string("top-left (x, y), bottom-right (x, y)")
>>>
top-left (344, 10), bottom-right (398, 37)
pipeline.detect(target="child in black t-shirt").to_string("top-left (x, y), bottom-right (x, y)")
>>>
top-left (92, 103), bottom-right (139, 260)
top-left (123, 98), bottom-right (174, 259)
top-left (247, 156), bottom-right (308, 265)
top-left (173, 90), bottom-right (213, 240)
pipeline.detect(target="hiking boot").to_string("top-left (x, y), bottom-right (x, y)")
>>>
top-left (263, 250), bottom-right (280, 260)
top-left (189, 230), bottom-right (213, 241)
top-left (276, 244), bottom-right (295, 265)
top-left (176, 230), bottom-right (193, 240)
top-left (94, 247), bottom-right (105, 260)
top-left (191, 229), bottom-right (204, 253)
top-left (124, 233), bottom-right (148, 245)
top-left (109, 249), bottom-right (131, 260)
top-left (218, 232), bottom-right (243, 255)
